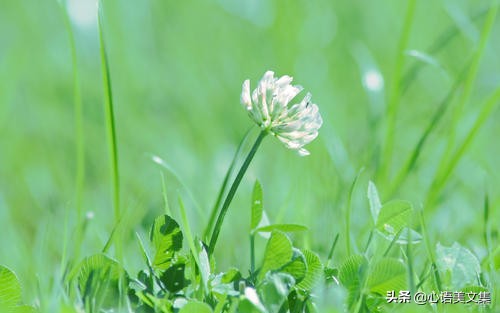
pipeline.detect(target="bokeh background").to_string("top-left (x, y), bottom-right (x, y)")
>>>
top-left (1, 0), bottom-right (499, 305)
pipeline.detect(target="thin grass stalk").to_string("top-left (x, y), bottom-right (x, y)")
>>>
top-left (427, 86), bottom-right (500, 207)
top-left (98, 6), bottom-right (121, 230)
top-left (208, 131), bottom-right (266, 255)
top-left (58, 0), bottom-right (85, 273)
top-left (419, 211), bottom-right (442, 291)
top-left (427, 4), bottom-right (499, 206)
top-left (380, 0), bottom-right (417, 181)
top-left (345, 168), bottom-right (364, 256)
top-left (178, 196), bottom-right (201, 271)
top-left (400, 8), bottom-right (488, 93)
top-left (160, 172), bottom-right (172, 216)
top-left (386, 63), bottom-right (470, 197)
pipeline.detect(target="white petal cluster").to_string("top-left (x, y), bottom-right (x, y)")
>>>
top-left (241, 71), bottom-right (323, 156)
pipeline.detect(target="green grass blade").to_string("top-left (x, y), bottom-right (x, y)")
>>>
top-left (427, 3), bottom-right (499, 206)
top-left (98, 4), bottom-right (120, 223)
top-left (58, 0), bottom-right (85, 221)
top-left (151, 155), bottom-right (204, 218)
top-left (427, 87), bottom-right (500, 207)
top-left (380, 0), bottom-right (417, 181)
top-left (58, 0), bottom-right (87, 272)
top-left (419, 211), bottom-right (442, 291)
top-left (400, 8), bottom-right (488, 93)
top-left (326, 233), bottom-right (339, 267)
top-left (387, 63), bottom-right (470, 197)
top-left (345, 168), bottom-right (364, 256)
top-left (160, 171), bottom-right (172, 216)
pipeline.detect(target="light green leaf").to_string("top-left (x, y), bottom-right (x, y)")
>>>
top-left (280, 248), bottom-right (307, 283)
top-left (255, 224), bottom-right (308, 233)
top-left (179, 301), bottom-right (213, 313)
top-left (378, 227), bottom-right (422, 244)
top-left (338, 255), bottom-right (368, 309)
top-left (367, 181), bottom-right (382, 222)
top-left (436, 242), bottom-right (481, 289)
top-left (244, 287), bottom-right (267, 313)
top-left (198, 241), bottom-right (211, 292)
top-left (366, 258), bottom-right (407, 295)
top-left (0, 266), bottom-right (21, 311)
top-left (296, 250), bottom-right (323, 291)
top-left (259, 231), bottom-right (293, 281)
top-left (375, 200), bottom-right (413, 236)
top-left (259, 272), bottom-right (295, 312)
top-left (251, 180), bottom-right (263, 230)
top-left (150, 215), bottom-right (183, 271)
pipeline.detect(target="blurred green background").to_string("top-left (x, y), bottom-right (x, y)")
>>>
top-left (1, 0), bottom-right (499, 306)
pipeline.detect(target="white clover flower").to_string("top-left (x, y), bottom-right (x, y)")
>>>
top-left (241, 71), bottom-right (323, 156)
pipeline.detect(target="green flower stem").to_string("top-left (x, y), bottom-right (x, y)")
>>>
top-left (208, 130), bottom-right (267, 255)
top-left (204, 128), bottom-right (252, 240)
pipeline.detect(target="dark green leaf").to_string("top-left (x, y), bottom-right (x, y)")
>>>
top-left (150, 215), bottom-right (183, 271)
top-left (160, 263), bottom-right (186, 293)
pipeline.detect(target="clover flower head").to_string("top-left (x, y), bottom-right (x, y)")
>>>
top-left (240, 70), bottom-right (323, 156)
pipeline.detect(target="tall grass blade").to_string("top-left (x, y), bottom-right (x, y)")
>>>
top-left (345, 168), bottom-right (364, 256)
top-left (427, 3), bottom-right (499, 206)
top-left (400, 8), bottom-right (488, 93)
top-left (387, 63), bottom-right (470, 196)
top-left (380, 0), bottom-right (417, 181)
top-left (427, 86), bottom-right (500, 206)
top-left (98, 4), bottom-right (120, 223)
top-left (419, 211), bottom-right (442, 291)
top-left (58, 0), bottom-right (85, 222)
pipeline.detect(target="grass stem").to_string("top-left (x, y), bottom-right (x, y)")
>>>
top-left (204, 127), bottom-right (253, 240)
top-left (380, 0), bottom-right (417, 181)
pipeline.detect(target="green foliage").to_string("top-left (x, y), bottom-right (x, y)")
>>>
top-left (179, 301), bottom-right (213, 313)
top-left (258, 231), bottom-right (294, 281)
top-left (0, 266), bottom-right (21, 311)
top-left (436, 242), bottom-right (481, 290)
top-left (0, 266), bottom-right (34, 313)
top-left (76, 254), bottom-right (127, 312)
top-left (150, 215), bottom-right (184, 271)
top-left (366, 258), bottom-right (407, 295)
top-left (251, 180), bottom-right (264, 231)
top-left (338, 255), bottom-right (368, 309)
